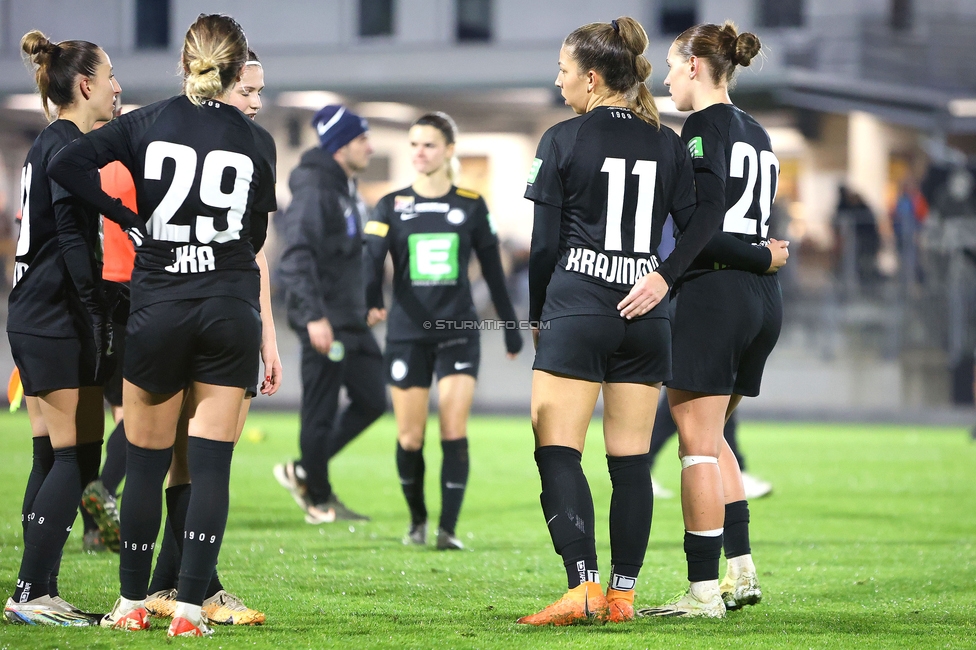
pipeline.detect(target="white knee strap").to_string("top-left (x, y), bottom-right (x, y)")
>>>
top-left (681, 455), bottom-right (718, 470)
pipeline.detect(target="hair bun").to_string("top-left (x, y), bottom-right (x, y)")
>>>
top-left (732, 31), bottom-right (761, 67)
top-left (21, 30), bottom-right (58, 64)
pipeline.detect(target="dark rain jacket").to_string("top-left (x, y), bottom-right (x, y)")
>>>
top-left (278, 146), bottom-right (369, 333)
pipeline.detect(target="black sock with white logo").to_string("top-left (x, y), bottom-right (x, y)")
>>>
top-left (396, 443), bottom-right (427, 526)
top-left (15, 445), bottom-right (86, 602)
top-left (438, 438), bottom-right (469, 535)
top-left (21, 437), bottom-right (54, 538)
top-left (177, 438), bottom-right (233, 606)
top-left (607, 453), bottom-right (652, 590)
top-left (119, 442), bottom-right (172, 600)
top-left (534, 446), bottom-right (599, 589)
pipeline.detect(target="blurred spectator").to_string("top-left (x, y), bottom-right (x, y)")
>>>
top-left (834, 185), bottom-right (881, 289)
top-left (891, 178), bottom-right (929, 284)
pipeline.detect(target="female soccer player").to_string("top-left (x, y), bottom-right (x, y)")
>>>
top-left (49, 14), bottom-right (276, 637)
top-left (144, 49), bottom-right (275, 627)
top-left (4, 30), bottom-right (121, 626)
top-left (519, 17), bottom-right (727, 625)
top-left (364, 112), bottom-right (523, 550)
top-left (640, 21), bottom-right (785, 618)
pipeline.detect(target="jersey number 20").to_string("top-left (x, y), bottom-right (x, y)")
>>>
top-left (145, 141), bottom-right (254, 244)
top-left (724, 142), bottom-right (779, 238)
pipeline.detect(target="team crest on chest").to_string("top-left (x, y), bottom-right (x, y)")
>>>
top-left (446, 208), bottom-right (466, 225)
top-left (394, 195), bottom-right (415, 213)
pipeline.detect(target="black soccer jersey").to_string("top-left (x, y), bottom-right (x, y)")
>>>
top-left (8, 120), bottom-right (102, 337)
top-left (681, 104), bottom-right (780, 276)
top-left (524, 106), bottom-right (697, 320)
top-left (48, 95), bottom-right (277, 312)
top-left (364, 186), bottom-right (510, 342)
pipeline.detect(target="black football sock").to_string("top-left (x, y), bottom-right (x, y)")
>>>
top-left (15, 446), bottom-right (85, 602)
top-left (724, 500), bottom-right (751, 559)
top-left (76, 441), bottom-right (103, 535)
top-left (165, 484), bottom-right (192, 554)
top-left (147, 520), bottom-right (181, 594)
top-left (438, 438), bottom-right (469, 535)
top-left (22, 437), bottom-right (54, 537)
top-left (648, 394), bottom-right (678, 471)
top-left (685, 531), bottom-right (723, 583)
top-left (48, 552), bottom-right (62, 598)
top-left (205, 570), bottom-right (225, 600)
top-left (534, 445), bottom-right (598, 589)
top-left (607, 454), bottom-right (652, 591)
top-left (177, 438), bottom-right (233, 607)
top-left (724, 413), bottom-right (746, 471)
top-left (396, 443), bottom-right (427, 525)
top-left (80, 505), bottom-right (98, 534)
top-left (101, 419), bottom-right (128, 496)
top-left (119, 443), bottom-right (172, 600)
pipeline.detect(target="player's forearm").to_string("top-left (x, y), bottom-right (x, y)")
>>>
top-left (49, 139), bottom-right (141, 232)
top-left (528, 202), bottom-right (561, 322)
top-left (657, 169), bottom-right (725, 285)
top-left (700, 233), bottom-right (772, 274)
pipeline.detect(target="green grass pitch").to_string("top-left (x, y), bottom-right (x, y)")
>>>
top-left (0, 410), bottom-right (974, 648)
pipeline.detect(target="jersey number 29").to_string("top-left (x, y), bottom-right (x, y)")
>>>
top-left (145, 141), bottom-right (254, 244)
top-left (724, 142), bottom-right (779, 238)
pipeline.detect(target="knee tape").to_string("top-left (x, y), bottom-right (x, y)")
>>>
top-left (680, 455), bottom-right (718, 470)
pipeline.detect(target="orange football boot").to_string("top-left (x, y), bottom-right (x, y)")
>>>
top-left (517, 582), bottom-right (608, 626)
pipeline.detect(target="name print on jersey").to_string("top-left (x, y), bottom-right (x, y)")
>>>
top-left (565, 248), bottom-right (660, 285)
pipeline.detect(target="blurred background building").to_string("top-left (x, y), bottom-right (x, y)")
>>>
top-left (0, 0), bottom-right (973, 419)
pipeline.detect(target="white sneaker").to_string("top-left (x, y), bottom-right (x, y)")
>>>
top-left (636, 584), bottom-right (726, 618)
top-left (740, 472), bottom-right (773, 500)
top-left (304, 502), bottom-right (337, 525)
top-left (100, 597), bottom-right (150, 631)
top-left (720, 567), bottom-right (762, 610)
top-left (651, 477), bottom-right (674, 499)
top-left (4, 596), bottom-right (97, 626)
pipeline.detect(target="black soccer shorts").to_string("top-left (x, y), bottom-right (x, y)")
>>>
top-left (668, 270), bottom-right (782, 397)
top-left (8, 333), bottom-right (100, 396)
top-left (124, 296), bottom-right (261, 394)
top-left (384, 336), bottom-right (480, 389)
top-left (533, 314), bottom-right (671, 384)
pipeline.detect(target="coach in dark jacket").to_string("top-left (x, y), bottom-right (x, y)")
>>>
top-left (276, 105), bottom-right (386, 523)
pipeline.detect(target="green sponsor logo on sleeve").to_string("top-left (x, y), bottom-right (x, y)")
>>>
top-left (527, 158), bottom-right (543, 184)
top-left (688, 136), bottom-right (704, 159)
top-left (408, 233), bottom-right (460, 285)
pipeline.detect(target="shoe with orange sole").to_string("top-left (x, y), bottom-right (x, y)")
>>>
top-left (517, 582), bottom-right (608, 626)
top-left (168, 615), bottom-right (214, 637)
top-left (604, 588), bottom-right (635, 622)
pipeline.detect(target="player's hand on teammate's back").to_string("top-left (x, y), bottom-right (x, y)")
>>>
top-left (307, 317), bottom-right (334, 355)
top-left (618, 271), bottom-right (669, 319)
top-left (766, 238), bottom-right (790, 274)
top-left (366, 308), bottom-right (387, 327)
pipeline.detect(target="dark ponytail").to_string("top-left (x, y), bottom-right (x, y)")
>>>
top-left (674, 20), bottom-right (761, 87)
top-left (21, 30), bottom-right (102, 121)
top-left (563, 16), bottom-right (659, 127)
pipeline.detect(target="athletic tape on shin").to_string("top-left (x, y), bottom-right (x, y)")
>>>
top-left (680, 455), bottom-right (718, 470)
top-left (687, 527), bottom-right (724, 537)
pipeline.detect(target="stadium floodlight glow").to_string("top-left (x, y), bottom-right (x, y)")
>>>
top-left (948, 98), bottom-right (976, 118)
top-left (355, 101), bottom-right (421, 123)
top-left (277, 90), bottom-right (344, 109)
top-left (5, 93), bottom-right (46, 112)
